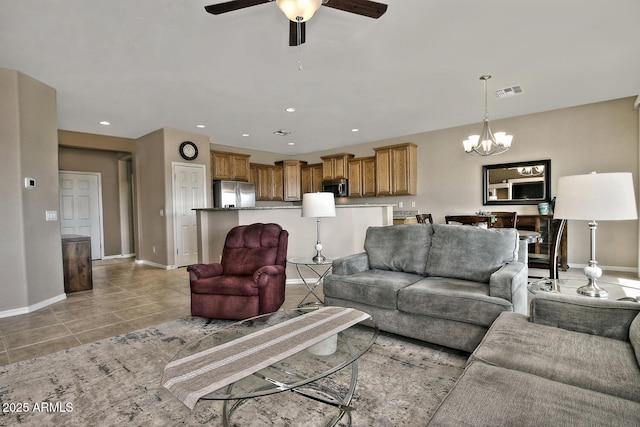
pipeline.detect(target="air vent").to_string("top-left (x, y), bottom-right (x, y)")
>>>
top-left (495, 85), bottom-right (523, 98)
top-left (273, 129), bottom-right (292, 136)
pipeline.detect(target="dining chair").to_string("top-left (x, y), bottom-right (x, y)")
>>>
top-left (416, 213), bottom-right (433, 224)
top-left (528, 218), bottom-right (567, 279)
top-left (444, 215), bottom-right (491, 228)
top-left (490, 212), bottom-right (518, 228)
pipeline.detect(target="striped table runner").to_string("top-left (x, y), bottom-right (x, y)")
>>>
top-left (162, 307), bottom-right (371, 409)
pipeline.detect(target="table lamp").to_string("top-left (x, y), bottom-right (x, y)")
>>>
top-left (553, 172), bottom-right (637, 297)
top-left (301, 192), bottom-right (336, 263)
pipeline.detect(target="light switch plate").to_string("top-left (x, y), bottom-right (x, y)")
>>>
top-left (45, 210), bottom-right (57, 221)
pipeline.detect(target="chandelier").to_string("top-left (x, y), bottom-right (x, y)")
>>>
top-left (517, 165), bottom-right (544, 176)
top-left (463, 75), bottom-right (513, 156)
top-left (276, 0), bottom-right (322, 22)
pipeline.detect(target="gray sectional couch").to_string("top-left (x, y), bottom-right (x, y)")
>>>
top-left (428, 292), bottom-right (640, 426)
top-left (324, 223), bottom-right (528, 352)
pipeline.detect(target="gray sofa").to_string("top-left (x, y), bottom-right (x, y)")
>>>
top-left (428, 292), bottom-right (640, 426)
top-left (324, 223), bottom-right (528, 352)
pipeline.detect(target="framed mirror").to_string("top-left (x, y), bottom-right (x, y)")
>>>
top-left (483, 159), bottom-right (551, 205)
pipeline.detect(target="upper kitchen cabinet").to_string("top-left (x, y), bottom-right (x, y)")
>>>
top-left (321, 153), bottom-right (354, 180)
top-left (250, 163), bottom-right (284, 201)
top-left (348, 156), bottom-right (376, 198)
top-left (211, 150), bottom-right (251, 181)
top-left (301, 163), bottom-right (323, 194)
top-left (374, 143), bottom-right (417, 196)
top-left (276, 160), bottom-right (306, 201)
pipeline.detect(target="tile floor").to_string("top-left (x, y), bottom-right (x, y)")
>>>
top-left (0, 259), bottom-right (314, 366)
top-left (1, 259), bottom-right (639, 367)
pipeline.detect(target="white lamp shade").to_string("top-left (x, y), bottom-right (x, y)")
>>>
top-left (553, 172), bottom-right (638, 221)
top-left (301, 192), bottom-right (336, 218)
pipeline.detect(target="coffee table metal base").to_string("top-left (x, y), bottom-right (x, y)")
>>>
top-left (222, 357), bottom-right (358, 426)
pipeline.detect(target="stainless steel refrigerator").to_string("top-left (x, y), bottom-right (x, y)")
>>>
top-left (213, 180), bottom-right (256, 208)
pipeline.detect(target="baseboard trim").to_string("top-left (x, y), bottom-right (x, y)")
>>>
top-left (135, 259), bottom-right (178, 270)
top-left (0, 293), bottom-right (67, 319)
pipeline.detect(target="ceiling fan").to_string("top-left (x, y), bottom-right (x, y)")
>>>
top-left (204, 0), bottom-right (388, 46)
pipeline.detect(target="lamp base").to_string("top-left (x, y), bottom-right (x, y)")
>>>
top-left (577, 262), bottom-right (607, 298)
top-left (577, 283), bottom-right (608, 298)
top-left (312, 254), bottom-right (326, 263)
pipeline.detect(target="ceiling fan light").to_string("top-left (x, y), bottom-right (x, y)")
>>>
top-left (276, 0), bottom-right (322, 23)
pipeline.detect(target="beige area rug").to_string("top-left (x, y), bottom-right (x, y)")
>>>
top-left (0, 315), bottom-right (467, 426)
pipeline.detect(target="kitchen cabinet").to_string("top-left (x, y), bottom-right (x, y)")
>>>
top-left (250, 163), bottom-right (284, 201)
top-left (61, 234), bottom-right (93, 293)
top-left (347, 156), bottom-right (376, 197)
top-left (517, 214), bottom-right (568, 270)
top-left (276, 160), bottom-right (306, 201)
top-left (374, 143), bottom-right (417, 196)
top-left (301, 163), bottom-right (323, 194)
top-left (211, 150), bottom-right (251, 181)
top-left (321, 153), bottom-right (354, 180)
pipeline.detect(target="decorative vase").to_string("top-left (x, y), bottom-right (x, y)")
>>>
top-left (538, 202), bottom-right (550, 215)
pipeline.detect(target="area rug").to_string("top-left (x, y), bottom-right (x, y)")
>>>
top-left (0, 315), bottom-right (467, 426)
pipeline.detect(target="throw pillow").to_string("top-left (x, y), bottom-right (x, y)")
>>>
top-left (364, 224), bottom-right (432, 275)
top-left (425, 224), bottom-right (518, 283)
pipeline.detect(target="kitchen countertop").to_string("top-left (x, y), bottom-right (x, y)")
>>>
top-left (194, 204), bottom-right (395, 211)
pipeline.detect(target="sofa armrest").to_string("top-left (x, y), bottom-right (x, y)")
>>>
top-left (530, 292), bottom-right (640, 341)
top-left (488, 262), bottom-right (528, 314)
top-left (331, 252), bottom-right (370, 276)
top-left (187, 263), bottom-right (223, 280)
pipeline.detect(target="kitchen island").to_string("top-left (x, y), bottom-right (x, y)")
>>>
top-left (194, 204), bottom-right (394, 281)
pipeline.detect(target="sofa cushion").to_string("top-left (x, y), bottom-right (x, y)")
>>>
top-left (427, 361), bottom-right (640, 427)
top-left (364, 224), bottom-right (432, 275)
top-left (398, 277), bottom-right (512, 327)
top-left (425, 224), bottom-right (518, 283)
top-left (630, 313), bottom-right (640, 367)
top-left (323, 269), bottom-right (424, 310)
top-left (470, 312), bottom-right (640, 403)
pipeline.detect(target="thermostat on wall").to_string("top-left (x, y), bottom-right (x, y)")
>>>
top-left (24, 177), bottom-right (36, 188)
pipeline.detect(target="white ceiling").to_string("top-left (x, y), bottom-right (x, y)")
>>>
top-left (1, 1), bottom-right (639, 155)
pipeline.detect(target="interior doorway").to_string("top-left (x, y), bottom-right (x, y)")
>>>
top-left (59, 171), bottom-right (104, 260)
top-left (172, 163), bottom-right (206, 267)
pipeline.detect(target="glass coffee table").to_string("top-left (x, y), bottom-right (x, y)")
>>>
top-left (163, 307), bottom-right (378, 426)
top-left (528, 278), bottom-right (640, 302)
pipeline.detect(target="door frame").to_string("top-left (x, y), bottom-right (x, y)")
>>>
top-left (59, 170), bottom-right (105, 260)
top-left (172, 162), bottom-right (207, 267)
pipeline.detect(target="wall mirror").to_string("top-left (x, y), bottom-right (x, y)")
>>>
top-left (483, 159), bottom-right (551, 205)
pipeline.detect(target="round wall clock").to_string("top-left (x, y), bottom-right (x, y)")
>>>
top-left (179, 141), bottom-right (198, 161)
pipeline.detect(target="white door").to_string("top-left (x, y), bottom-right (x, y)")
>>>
top-left (173, 163), bottom-right (206, 267)
top-left (59, 171), bottom-right (104, 259)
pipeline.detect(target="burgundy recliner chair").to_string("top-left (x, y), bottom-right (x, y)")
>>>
top-left (187, 223), bottom-right (289, 320)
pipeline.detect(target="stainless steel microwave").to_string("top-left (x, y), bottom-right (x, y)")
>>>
top-left (322, 179), bottom-right (348, 197)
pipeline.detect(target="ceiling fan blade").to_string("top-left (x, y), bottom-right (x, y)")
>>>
top-left (204, 0), bottom-right (271, 15)
top-left (289, 20), bottom-right (306, 46)
top-left (322, 0), bottom-right (387, 18)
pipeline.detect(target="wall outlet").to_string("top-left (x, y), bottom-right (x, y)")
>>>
top-left (411, 201), bottom-right (416, 207)
top-left (398, 202), bottom-right (404, 208)
top-left (152, 246), bottom-right (156, 253)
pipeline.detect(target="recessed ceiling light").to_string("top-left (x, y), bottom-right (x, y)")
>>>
top-left (287, 142), bottom-right (295, 146)
top-left (351, 128), bottom-right (360, 132)
top-left (99, 121), bottom-right (111, 126)
top-left (196, 124), bottom-right (206, 129)
top-left (241, 133), bottom-right (250, 137)
top-left (285, 107), bottom-right (296, 113)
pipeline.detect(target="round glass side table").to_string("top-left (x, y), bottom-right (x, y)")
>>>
top-left (287, 257), bottom-right (333, 307)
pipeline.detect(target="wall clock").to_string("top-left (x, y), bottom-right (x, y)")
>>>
top-left (179, 141), bottom-right (198, 161)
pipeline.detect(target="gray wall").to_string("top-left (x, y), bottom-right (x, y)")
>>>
top-left (0, 68), bottom-right (64, 313)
